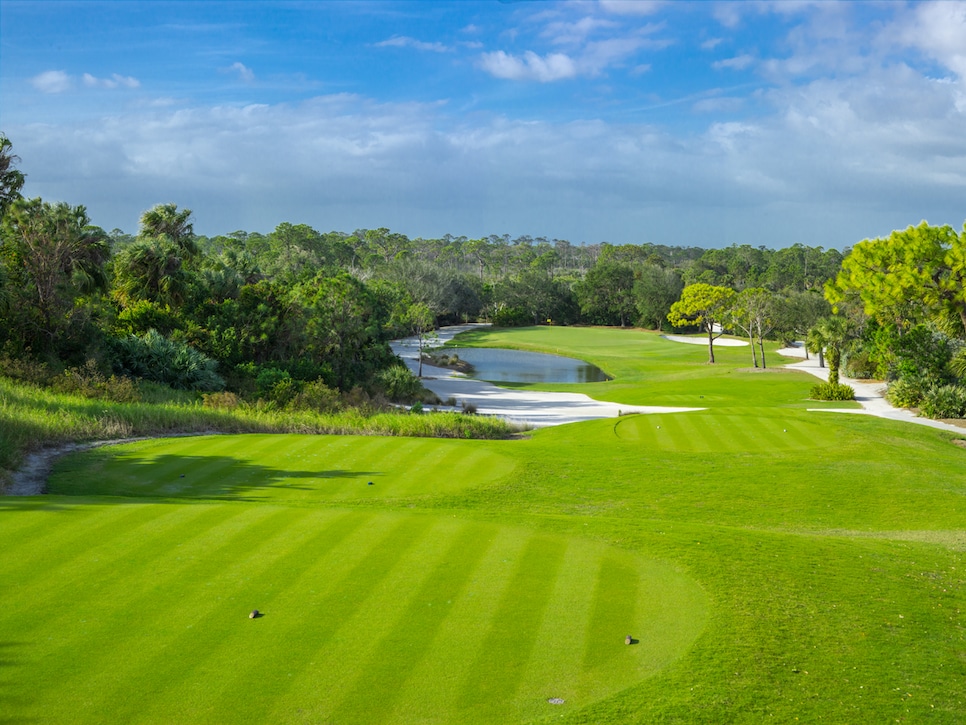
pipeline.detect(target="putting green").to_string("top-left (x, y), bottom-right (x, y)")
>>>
top-left (48, 433), bottom-right (518, 502)
top-left (0, 500), bottom-right (707, 724)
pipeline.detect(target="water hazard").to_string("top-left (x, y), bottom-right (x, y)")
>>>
top-left (446, 347), bottom-right (609, 384)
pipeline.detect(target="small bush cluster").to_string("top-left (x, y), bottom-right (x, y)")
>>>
top-left (492, 306), bottom-right (531, 327)
top-left (377, 364), bottom-right (424, 402)
top-left (810, 382), bottom-right (855, 401)
top-left (918, 384), bottom-right (966, 419)
top-left (844, 350), bottom-right (876, 379)
top-left (886, 376), bottom-right (931, 408)
top-left (50, 362), bottom-right (141, 403)
top-left (0, 350), bottom-right (52, 386)
top-left (111, 330), bottom-right (224, 391)
top-left (201, 391), bottom-right (240, 410)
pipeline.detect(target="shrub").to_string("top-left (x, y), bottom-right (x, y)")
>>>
top-left (0, 350), bottom-right (52, 386)
top-left (886, 375), bottom-right (931, 408)
top-left (918, 384), bottom-right (966, 419)
top-left (202, 391), bottom-right (240, 410)
top-left (290, 379), bottom-right (342, 413)
top-left (894, 325), bottom-right (954, 383)
top-left (810, 382), bottom-right (855, 401)
top-left (254, 367), bottom-right (291, 397)
top-left (844, 350), bottom-right (876, 380)
top-left (492, 306), bottom-right (531, 327)
top-left (950, 347), bottom-right (966, 381)
top-left (51, 361), bottom-right (141, 403)
top-left (111, 330), bottom-right (225, 391)
top-left (377, 364), bottom-right (423, 402)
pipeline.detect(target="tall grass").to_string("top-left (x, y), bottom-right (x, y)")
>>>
top-left (0, 375), bottom-right (516, 478)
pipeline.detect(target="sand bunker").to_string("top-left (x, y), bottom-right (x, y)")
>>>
top-left (392, 325), bottom-right (703, 428)
top-left (662, 334), bottom-right (748, 347)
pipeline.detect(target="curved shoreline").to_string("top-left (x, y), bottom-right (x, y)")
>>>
top-left (391, 324), bottom-right (705, 428)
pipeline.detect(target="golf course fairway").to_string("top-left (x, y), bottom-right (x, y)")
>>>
top-left (2, 326), bottom-right (964, 723)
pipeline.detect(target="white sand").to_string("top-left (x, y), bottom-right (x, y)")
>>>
top-left (392, 325), bottom-right (703, 428)
top-left (396, 326), bottom-right (965, 434)
top-left (662, 334), bottom-right (748, 347)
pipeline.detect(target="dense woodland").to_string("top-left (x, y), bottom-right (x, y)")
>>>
top-left (2, 133), bottom-right (966, 418)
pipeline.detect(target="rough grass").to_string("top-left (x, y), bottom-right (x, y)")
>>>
top-left (0, 375), bottom-right (516, 477)
top-left (2, 326), bottom-right (965, 723)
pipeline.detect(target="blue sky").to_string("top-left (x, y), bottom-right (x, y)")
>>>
top-left (2, 1), bottom-right (965, 248)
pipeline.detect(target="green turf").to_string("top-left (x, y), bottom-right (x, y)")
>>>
top-left (2, 326), bottom-right (965, 723)
top-left (0, 502), bottom-right (705, 724)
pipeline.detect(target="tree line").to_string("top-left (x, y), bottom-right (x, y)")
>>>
top-left (3, 133), bottom-right (964, 419)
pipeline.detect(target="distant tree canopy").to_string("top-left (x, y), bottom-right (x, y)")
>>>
top-left (17, 133), bottom-right (950, 408)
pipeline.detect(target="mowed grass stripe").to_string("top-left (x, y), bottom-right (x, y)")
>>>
top-left (713, 413), bottom-right (760, 451)
top-left (0, 501), bottom-right (165, 580)
top-left (329, 522), bottom-right (495, 723)
top-left (160, 435), bottom-right (287, 495)
top-left (615, 411), bottom-right (840, 454)
top-left (256, 515), bottom-right (436, 723)
top-left (288, 517), bottom-right (489, 714)
top-left (583, 555), bottom-right (638, 670)
top-left (380, 526), bottom-right (529, 724)
top-left (198, 512), bottom-right (425, 724)
top-left (107, 509), bottom-right (377, 725)
top-left (1, 502), bottom-right (228, 622)
top-left (58, 434), bottom-right (516, 502)
top-left (459, 536), bottom-right (566, 716)
top-left (657, 413), bottom-right (696, 453)
top-left (15, 505), bottom-right (298, 713)
top-left (510, 541), bottom-right (595, 714)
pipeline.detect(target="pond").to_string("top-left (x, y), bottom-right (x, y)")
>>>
top-left (445, 347), bottom-right (609, 384)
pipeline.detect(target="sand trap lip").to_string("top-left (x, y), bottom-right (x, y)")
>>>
top-left (662, 334), bottom-right (748, 347)
top-left (392, 325), bottom-right (703, 428)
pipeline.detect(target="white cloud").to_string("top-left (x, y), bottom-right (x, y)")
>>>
top-left (598, 0), bottom-right (665, 16)
top-left (898, 1), bottom-right (966, 79)
top-left (376, 36), bottom-right (451, 53)
top-left (82, 72), bottom-right (140, 89)
top-left (11, 75), bottom-right (965, 248)
top-left (31, 70), bottom-right (71, 93)
top-left (479, 29), bottom-right (663, 82)
top-left (224, 62), bottom-right (255, 83)
top-left (479, 50), bottom-right (578, 82)
top-left (712, 54), bottom-right (755, 71)
top-left (31, 70), bottom-right (140, 93)
top-left (542, 16), bottom-right (618, 45)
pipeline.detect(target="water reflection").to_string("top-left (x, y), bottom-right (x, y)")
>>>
top-left (447, 347), bottom-right (608, 384)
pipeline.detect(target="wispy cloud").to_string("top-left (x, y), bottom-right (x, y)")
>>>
top-left (713, 54), bottom-right (755, 71)
top-left (376, 36), bottom-right (451, 53)
top-left (598, 0), bottom-right (666, 16)
top-left (223, 62), bottom-right (255, 83)
top-left (32, 69), bottom-right (139, 92)
top-left (82, 73), bottom-right (140, 89)
top-left (479, 50), bottom-right (578, 82)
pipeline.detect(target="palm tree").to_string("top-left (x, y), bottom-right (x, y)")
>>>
top-left (113, 238), bottom-right (188, 308)
top-left (139, 203), bottom-right (198, 258)
top-left (809, 315), bottom-right (853, 384)
top-left (0, 134), bottom-right (26, 217)
top-left (1, 199), bottom-right (109, 350)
